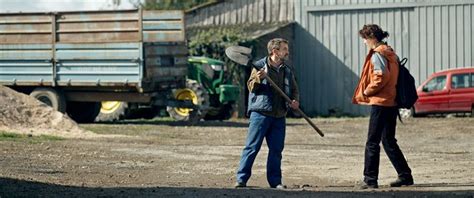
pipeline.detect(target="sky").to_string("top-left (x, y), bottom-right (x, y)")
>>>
top-left (0, 0), bottom-right (139, 13)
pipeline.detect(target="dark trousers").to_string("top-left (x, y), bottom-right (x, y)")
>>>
top-left (364, 105), bottom-right (412, 185)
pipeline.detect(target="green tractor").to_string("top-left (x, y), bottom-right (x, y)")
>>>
top-left (95, 56), bottom-right (240, 122)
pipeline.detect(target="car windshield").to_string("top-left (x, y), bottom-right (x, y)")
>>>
top-left (423, 75), bottom-right (446, 92)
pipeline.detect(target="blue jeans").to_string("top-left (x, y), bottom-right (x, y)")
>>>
top-left (236, 111), bottom-right (286, 187)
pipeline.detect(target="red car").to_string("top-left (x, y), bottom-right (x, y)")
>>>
top-left (405, 67), bottom-right (474, 117)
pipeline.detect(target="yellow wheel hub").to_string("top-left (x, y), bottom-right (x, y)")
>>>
top-left (174, 88), bottom-right (198, 116)
top-left (100, 101), bottom-right (123, 114)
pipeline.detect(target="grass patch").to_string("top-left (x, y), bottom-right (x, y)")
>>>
top-left (0, 131), bottom-right (64, 142)
top-left (80, 124), bottom-right (157, 136)
top-left (0, 132), bottom-right (23, 139)
top-left (81, 117), bottom-right (179, 136)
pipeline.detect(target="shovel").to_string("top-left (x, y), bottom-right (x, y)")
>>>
top-left (225, 46), bottom-right (324, 137)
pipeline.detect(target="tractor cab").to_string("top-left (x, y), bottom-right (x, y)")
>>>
top-left (180, 56), bottom-right (240, 120)
top-left (187, 56), bottom-right (228, 92)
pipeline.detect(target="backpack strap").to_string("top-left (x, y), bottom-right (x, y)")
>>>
top-left (397, 110), bottom-right (403, 123)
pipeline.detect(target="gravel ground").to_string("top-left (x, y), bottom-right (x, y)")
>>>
top-left (0, 117), bottom-right (473, 197)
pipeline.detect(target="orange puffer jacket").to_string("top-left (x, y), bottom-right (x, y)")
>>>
top-left (352, 44), bottom-right (399, 107)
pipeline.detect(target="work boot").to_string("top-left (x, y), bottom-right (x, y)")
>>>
top-left (234, 182), bottom-right (246, 188)
top-left (390, 177), bottom-right (414, 187)
top-left (273, 184), bottom-right (287, 190)
top-left (355, 181), bottom-right (378, 190)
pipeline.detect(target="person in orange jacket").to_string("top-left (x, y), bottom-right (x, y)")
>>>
top-left (352, 24), bottom-right (414, 189)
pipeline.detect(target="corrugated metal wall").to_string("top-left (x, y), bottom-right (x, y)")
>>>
top-left (294, 0), bottom-right (474, 116)
top-left (185, 0), bottom-right (294, 27)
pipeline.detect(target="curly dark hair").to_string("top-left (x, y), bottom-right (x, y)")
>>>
top-left (358, 24), bottom-right (389, 41)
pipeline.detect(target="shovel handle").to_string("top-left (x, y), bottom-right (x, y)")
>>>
top-left (258, 71), bottom-right (324, 137)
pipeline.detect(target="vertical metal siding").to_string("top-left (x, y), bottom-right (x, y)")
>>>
top-left (295, 0), bottom-right (474, 116)
top-left (185, 0), bottom-right (295, 27)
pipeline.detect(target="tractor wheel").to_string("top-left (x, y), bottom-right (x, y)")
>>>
top-left (95, 101), bottom-right (129, 122)
top-left (167, 80), bottom-right (209, 122)
top-left (204, 103), bottom-right (236, 120)
top-left (66, 102), bottom-right (101, 123)
top-left (30, 88), bottom-right (66, 113)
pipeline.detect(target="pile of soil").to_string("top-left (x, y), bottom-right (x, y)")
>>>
top-left (0, 86), bottom-right (96, 138)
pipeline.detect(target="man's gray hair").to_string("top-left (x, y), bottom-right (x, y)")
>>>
top-left (267, 38), bottom-right (289, 55)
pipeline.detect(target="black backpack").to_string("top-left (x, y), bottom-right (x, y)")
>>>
top-left (396, 57), bottom-right (418, 109)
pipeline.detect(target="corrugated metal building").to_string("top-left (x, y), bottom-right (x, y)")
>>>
top-left (294, 0), bottom-right (474, 116)
top-left (186, 0), bottom-right (474, 116)
top-left (185, 0), bottom-right (295, 27)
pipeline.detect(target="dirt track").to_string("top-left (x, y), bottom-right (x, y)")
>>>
top-left (1, 117), bottom-right (473, 197)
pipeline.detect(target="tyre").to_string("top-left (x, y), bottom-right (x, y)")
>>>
top-left (29, 87), bottom-right (66, 113)
top-left (95, 101), bottom-right (128, 122)
top-left (66, 102), bottom-right (101, 123)
top-left (204, 103), bottom-right (236, 120)
top-left (167, 79), bottom-right (209, 121)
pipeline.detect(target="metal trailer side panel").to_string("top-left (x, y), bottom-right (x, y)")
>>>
top-left (0, 14), bottom-right (53, 44)
top-left (55, 10), bottom-right (140, 43)
top-left (55, 43), bottom-right (141, 87)
top-left (0, 44), bottom-right (54, 86)
top-left (141, 10), bottom-right (188, 92)
top-left (0, 9), bottom-right (188, 94)
top-left (142, 10), bottom-right (185, 42)
top-left (0, 13), bottom-right (54, 86)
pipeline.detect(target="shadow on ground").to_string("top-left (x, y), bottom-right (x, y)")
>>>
top-left (94, 119), bottom-right (305, 128)
top-left (1, 177), bottom-right (472, 198)
top-left (95, 119), bottom-right (249, 128)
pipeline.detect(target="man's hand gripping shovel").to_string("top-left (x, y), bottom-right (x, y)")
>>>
top-left (225, 46), bottom-right (324, 137)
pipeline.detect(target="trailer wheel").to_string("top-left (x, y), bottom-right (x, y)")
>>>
top-left (167, 80), bottom-right (209, 121)
top-left (67, 102), bottom-right (101, 123)
top-left (95, 101), bottom-right (128, 122)
top-left (30, 88), bottom-right (66, 113)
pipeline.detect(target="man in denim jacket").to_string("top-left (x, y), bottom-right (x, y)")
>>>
top-left (235, 38), bottom-right (299, 189)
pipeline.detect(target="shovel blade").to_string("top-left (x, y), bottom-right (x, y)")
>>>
top-left (225, 46), bottom-right (253, 66)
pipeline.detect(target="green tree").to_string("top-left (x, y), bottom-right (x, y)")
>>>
top-left (188, 26), bottom-right (256, 89)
